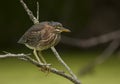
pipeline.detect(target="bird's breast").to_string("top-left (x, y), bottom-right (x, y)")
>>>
top-left (35, 33), bottom-right (61, 51)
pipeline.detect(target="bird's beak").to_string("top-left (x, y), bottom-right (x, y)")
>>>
top-left (60, 27), bottom-right (71, 32)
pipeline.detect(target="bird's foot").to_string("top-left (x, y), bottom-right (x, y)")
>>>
top-left (40, 63), bottom-right (51, 73)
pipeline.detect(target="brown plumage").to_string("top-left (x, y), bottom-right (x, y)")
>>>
top-left (18, 21), bottom-right (70, 64)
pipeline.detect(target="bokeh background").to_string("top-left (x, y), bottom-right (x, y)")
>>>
top-left (0, 0), bottom-right (120, 84)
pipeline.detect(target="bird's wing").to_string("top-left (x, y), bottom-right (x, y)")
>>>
top-left (17, 23), bottom-right (44, 45)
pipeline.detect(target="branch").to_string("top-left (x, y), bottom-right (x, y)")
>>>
top-left (79, 39), bottom-right (120, 76)
top-left (0, 53), bottom-right (80, 84)
top-left (61, 30), bottom-right (120, 48)
top-left (36, 2), bottom-right (39, 21)
top-left (0, 53), bottom-right (30, 58)
top-left (20, 0), bottom-right (39, 24)
top-left (51, 47), bottom-right (78, 81)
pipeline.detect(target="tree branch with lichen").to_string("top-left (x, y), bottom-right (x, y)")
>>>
top-left (0, 53), bottom-right (80, 84)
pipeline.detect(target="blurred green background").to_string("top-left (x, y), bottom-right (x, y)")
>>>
top-left (0, 0), bottom-right (120, 84)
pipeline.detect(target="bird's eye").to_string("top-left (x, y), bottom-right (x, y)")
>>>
top-left (56, 25), bottom-right (62, 29)
top-left (57, 26), bottom-right (61, 29)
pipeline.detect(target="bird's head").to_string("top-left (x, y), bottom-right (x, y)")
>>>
top-left (49, 21), bottom-right (71, 33)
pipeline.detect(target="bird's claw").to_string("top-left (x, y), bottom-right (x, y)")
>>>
top-left (40, 63), bottom-right (51, 73)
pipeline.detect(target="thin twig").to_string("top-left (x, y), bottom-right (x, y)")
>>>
top-left (0, 53), bottom-right (80, 84)
top-left (37, 2), bottom-right (39, 21)
top-left (20, 0), bottom-right (39, 24)
top-left (51, 47), bottom-right (79, 80)
top-left (0, 53), bottom-right (30, 58)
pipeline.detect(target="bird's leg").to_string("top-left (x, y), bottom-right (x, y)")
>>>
top-left (38, 51), bottom-right (51, 73)
top-left (38, 51), bottom-right (47, 64)
top-left (33, 49), bottom-right (42, 63)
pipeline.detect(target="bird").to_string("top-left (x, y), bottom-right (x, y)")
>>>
top-left (18, 21), bottom-right (70, 66)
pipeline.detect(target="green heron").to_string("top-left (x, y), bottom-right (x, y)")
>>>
top-left (18, 21), bottom-right (70, 65)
